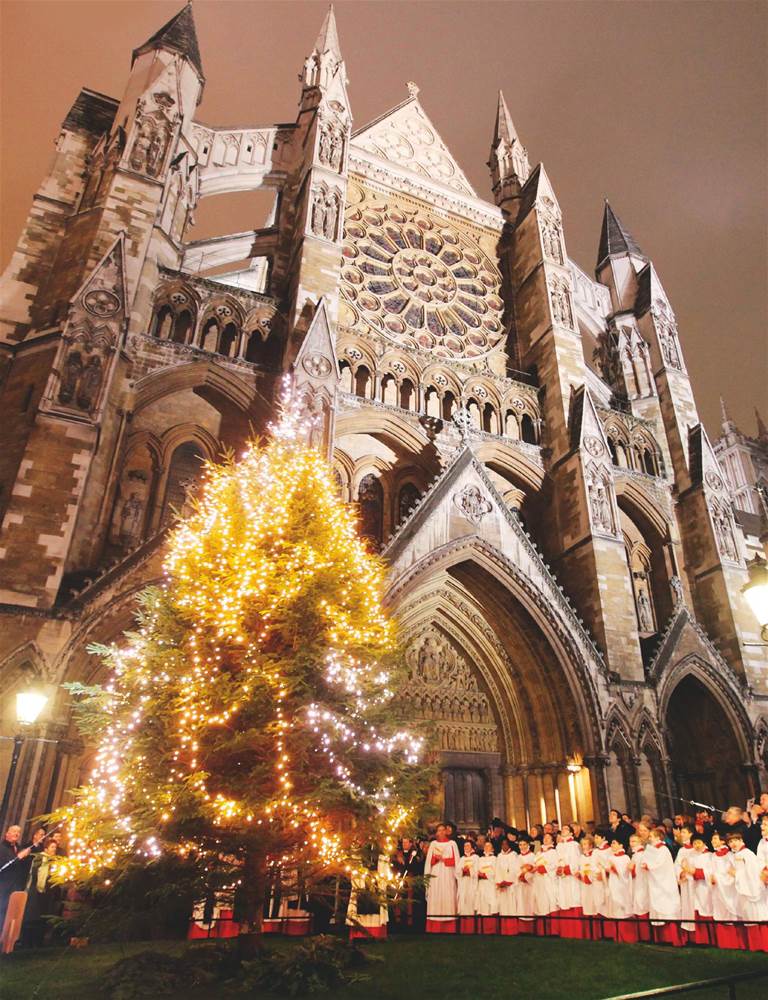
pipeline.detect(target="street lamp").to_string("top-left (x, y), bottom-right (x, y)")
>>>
top-left (742, 553), bottom-right (768, 643)
top-left (0, 686), bottom-right (50, 833)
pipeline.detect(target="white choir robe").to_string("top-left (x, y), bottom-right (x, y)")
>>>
top-left (756, 837), bottom-right (768, 910)
top-left (515, 853), bottom-right (536, 931)
top-left (593, 845), bottom-right (613, 917)
top-left (424, 839), bottom-right (460, 933)
top-left (578, 853), bottom-right (606, 919)
top-left (475, 854), bottom-right (499, 930)
top-left (710, 847), bottom-right (742, 949)
top-left (495, 851), bottom-right (519, 934)
top-left (674, 843), bottom-right (698, 933)
top-left (643, 842), bottom-right (682, 946)
top-left (456, 853), bottom-right (478, 929)
top-left (532, 846), bottom-right (558, 934)
top-left (689, 848), bottom-right (714, 945)
top-left (731, 846), bottom-right (768, 951)
top-left (630, 849), bottom-right (650, 916)
top-left (555, 838), bottom-right (584, 938)
top-left (606, 852), bottom-right (637, 942)
top-left (629, 849), bottom-right (652, 942)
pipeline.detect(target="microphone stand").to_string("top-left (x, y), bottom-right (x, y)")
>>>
top-left (659, 791), bottom-right (723, 815)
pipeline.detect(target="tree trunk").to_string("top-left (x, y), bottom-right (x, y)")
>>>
top-left (237, 848), bottom-right (267, 959)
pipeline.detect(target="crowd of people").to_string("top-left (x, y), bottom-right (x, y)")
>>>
top-left (0, 824), bottom-right (67, 952)
top-left (5, 797), bottom-right (768, 953)
top-left (385, 800), bottom-right (768, 951)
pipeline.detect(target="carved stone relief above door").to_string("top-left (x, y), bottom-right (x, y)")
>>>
top-left (401, 627), bottom-right (500, 754)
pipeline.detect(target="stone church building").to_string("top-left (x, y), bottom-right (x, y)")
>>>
top-left (1, 5), bottom-right (766, 833)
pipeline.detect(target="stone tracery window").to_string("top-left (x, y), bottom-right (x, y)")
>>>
top-left (340, 202), bottom-right (505, 360)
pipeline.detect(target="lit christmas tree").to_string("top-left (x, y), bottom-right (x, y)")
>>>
top-left (53, 384), bottom-right (428, 943)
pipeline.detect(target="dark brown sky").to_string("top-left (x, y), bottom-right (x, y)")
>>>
top-left (2, 0), bottom-right (766, 437)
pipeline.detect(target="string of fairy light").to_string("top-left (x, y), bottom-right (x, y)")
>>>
top-left (53, 379), bottom-right (423, 886)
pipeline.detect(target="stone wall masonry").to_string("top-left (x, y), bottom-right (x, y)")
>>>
top-left (0, 417), bottom-right (96, 607)
top-left (0, 342), bottom-right (58, 526)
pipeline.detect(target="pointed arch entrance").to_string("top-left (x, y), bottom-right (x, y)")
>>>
top-left (390, 540), bottom-right (609, 832)
top-left (665, 673), bottom-right (752, 809)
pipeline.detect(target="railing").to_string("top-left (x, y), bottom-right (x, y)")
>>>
top-left (602, 970), bottom-right (768, 1000)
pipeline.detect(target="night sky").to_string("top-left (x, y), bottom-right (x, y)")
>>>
top-left (1, 0), bottom-right (765, 437)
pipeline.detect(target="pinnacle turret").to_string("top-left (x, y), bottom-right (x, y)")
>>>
top-left (597, 201), bottom-right (645, 269)
top-left (132, 2), bottom-right (203, 79)
top-left (488, 89), bottom-right (529, 212)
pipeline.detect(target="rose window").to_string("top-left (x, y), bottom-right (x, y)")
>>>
top-left (340, 206), bottom-right (505, 359)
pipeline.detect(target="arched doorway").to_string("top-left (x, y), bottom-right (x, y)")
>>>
top-left (392, 545), bottom-right (605, 832)
top-left (665, 674), bottom-right (750, 810)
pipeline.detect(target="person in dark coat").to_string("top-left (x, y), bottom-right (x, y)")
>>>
top-left (0, 826), bottom-right (31, 931)
top-left (608, 810), bottom-right (634, 852)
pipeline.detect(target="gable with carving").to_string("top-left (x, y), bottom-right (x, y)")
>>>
top-left (352, 95), bottom-right (476, 197)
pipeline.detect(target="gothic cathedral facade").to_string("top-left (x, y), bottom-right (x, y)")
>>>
top-left (1, 5), bottom-right (766, 832)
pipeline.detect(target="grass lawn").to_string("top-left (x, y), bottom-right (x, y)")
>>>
top-left (1, 935), bottom-right (767, 1000)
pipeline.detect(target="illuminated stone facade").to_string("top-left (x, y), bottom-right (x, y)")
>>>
top-left (1, 5), bottom-right (766, 831)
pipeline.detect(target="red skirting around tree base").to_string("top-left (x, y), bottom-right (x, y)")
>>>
top-left (349, 925), bottom-right (387, 940)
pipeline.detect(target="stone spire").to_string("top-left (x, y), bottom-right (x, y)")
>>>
top-left (488, 90), bottom-right (529, 213)
top-left (132, 2), bottom-right (204, 79)
top-left (314, 4), bottom-right (341, 59)
top-left (301, 5), bottom-right (347, 96)
top-left (597, 201), bottom-right (645, 269)
top-left (756, 407), bottom-right (768, 441)
top-left (720, 396), bottom-right (736, 432)
top-left (493, 90), bottom-right (518, 146)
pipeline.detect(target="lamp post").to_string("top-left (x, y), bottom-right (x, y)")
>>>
top-left (0, 687), bottom-right (50, 833)
top-left (742, 553), bottom-right (768, 644)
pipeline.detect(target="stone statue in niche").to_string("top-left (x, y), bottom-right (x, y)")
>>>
top-left (318, 121), bottom-right (343, 170)
top-left (659, 329), bottom-right (681, 370)
top-left (311, 187), bottom-right (327, 237)
top-left (550, 278), bottom-right (574, 328)
top-left (636, 587), bottom-right (654, 632)
top-left (670, 575), bottom-right (683, 607)
top-left (329, 125), bottom-right (344, 171)
top-left (711, 501), bottom-right (738, 561)
top-left (119, 492), bottom-right (144, 545)
top-left (588, 472), bottom-right (614, 534)
top-left (593, 329), bottom-right (623, 388)
top-left (541, 220), bottom-right (563, 264)
top-left (129, 115), bottom-right (170, 178)
top-left (417, 635), bottom-right (442, 683)
top-left (323, 193), bottom-right (339, 240)
top-left (58, 350), bottom-right (83, 405)
top-left (76, 355), bottom-right (103, 411)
